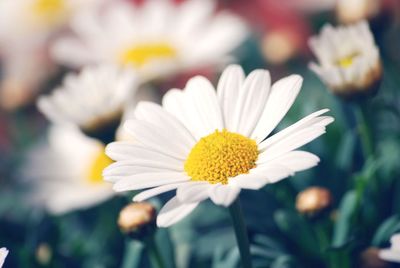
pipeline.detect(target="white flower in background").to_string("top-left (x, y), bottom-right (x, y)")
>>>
top-left (309, 21), bottom-right (381, 98)
top-left (0, 248), bottom-right (8, 268)
top-left (379, 233), bottom-right (400, 263)
top-left (0, 0), bottom-right (108, 110)
top-left (0, 0), bottom-right (104, 43)
top-left (37, 65), bottom-right (137, 141)
top-left (0, 46), bottom-right (55, 110)
top-left (103, 65), bottom-right (334, 227)
top-left (51, 0), bottom-right (247, 80)
top-left (24, 126), bottom-right (114, 214)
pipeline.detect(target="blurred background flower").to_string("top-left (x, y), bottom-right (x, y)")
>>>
top-left (0, 0), bottom-right (109, 110)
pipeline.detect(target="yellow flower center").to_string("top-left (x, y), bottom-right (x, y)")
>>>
top-left (31, 0), bottom-right (66, 24)
top-left (184, 130), bottom-right (259, 185)
top-left (87, 148), bottom-right (113, 184)
top-left (120, 43), bottom-right (177, 67)
top-left (337, 53), bottom-right (359, 68)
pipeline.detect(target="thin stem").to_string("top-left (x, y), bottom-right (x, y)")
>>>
top-left (354, 104), bottom-right (374, 161)
top-left (228, 198), bottom-right (253, 268)
top-left (121, 240), bottom-right (143, 268)
top-left (145, 235), bottom-right (165, 268)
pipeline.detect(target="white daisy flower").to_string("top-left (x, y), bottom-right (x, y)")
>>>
top-left (379, 233), bottom-right (400, 263)
top-left (0, 0), bottom-right (108, 109)
top-left (0, 248), bottom-right (8, 268)
top-left (51, 0), bottom-right (247, 80)
top-left (37, 64), bottom-right (137, 142)
top-left (103, 64), bottom-right (334, 227)
top-left (24, 126), bottom-right (114, 214)
top-left (0, 0), bottom-right (105, 43)
top-left (309, 20), bottom-right (382, 98)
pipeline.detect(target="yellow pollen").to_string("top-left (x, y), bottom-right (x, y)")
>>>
top-left (87, 147), bottom-right (113, 184)
top-left (120, 43), bottom-right (176, 67)
top-left (30, 0), bottom-right (68, 26)
top-left (184, 129), bottom-right (259, 185)
top-left (337, 53), bottom-right (359, 68)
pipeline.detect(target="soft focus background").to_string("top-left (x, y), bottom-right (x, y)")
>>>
top-left (1, 0), bottom-right (400, 267)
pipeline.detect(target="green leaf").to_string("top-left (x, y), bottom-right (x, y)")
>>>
top-left (372, 215), bottom-right (400, 246)
top-left (270, 255), bottom-right (296, 268)
top-left (332, 191), bottom-right (358, 248)
top-left (273, 210), bottom-right (319, 257)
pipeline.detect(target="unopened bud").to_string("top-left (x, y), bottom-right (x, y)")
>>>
top-left (336, 0), bottom-right (381, 24)
top-left (118, 202), bottom-right (156, 240)
top-left (36, 243), bottom-right (52, 265)
top-left (296, 187), bottom-right (332, 215)
top-left (261, 30), bottom-right (298, 65)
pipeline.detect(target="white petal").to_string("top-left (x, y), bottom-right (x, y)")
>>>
top-left (391, 234), bottom-right (400, 248)
top-left (45, 186), bottom-right (114, 215)
top-left (113, 172), bottom-right (189, 192)
top-left (259, 109), bottom-right (332, 150)
top-left (257, 151), bottom-right (320, 171)
top-left (231, 164), bottom-right (294, 189)
top-left (124, 120), bottom-right (189, 160)
top-left (134, 102), bottom-right (196, 149)
top-left (232, 69), bottom-right (271, 136)
top-left (157, 197), bottom-right (199, 227)
top-left (217, 64), bottom-right (245, 130)
top-left (230, 173), bottom-right (269, 190)
top-left (261, 126), bottom-right (327, 161)
top-left (103, 159), bottom-right (183, 182)
top-left (209, 184), bottom-right (241, 207)
top-left (379, 249), bottom-right (400, 263)
top-left (133, 183), bottom-right (184, 202)
top-left (173, 0), bottom-right (215, 40)
top-left (183, 76), bottom-right (224, 137)
top-left (251, 75), bottom-right (303, 143)
top-left (0, 247), bottom-right (9, 267)
top-left (176, 182), bottom-right (211, 203)
top-left (106, 142), bottom-right (183, 164)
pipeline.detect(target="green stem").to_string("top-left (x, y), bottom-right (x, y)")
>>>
top-left (228, 198), bottom-right (253, 268)
top-left (145, 235), bottom-right (165, 268)
top-left (121, 240), bottom-right (143, 268)
top-left (354, 104), bottom-right (374, 161)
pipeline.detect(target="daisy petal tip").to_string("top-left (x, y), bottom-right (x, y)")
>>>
top-left (112, 183), bottom-right (125, 192)
top-left (132, 195), bottom-right (142, 202)
top-left (156, 217), bottom-right (171, 228)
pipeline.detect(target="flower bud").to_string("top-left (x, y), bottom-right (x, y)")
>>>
top-left (261, 30), bottom-right (298, 65)
top-left (118, 202), bottom-right (156, 240)
top-left (296, 187), bottom-right (332, 215)
top-left (309, 20), bottom-right (382, 100)
top-left (336, 0), bottom-right (381, 24)
top-left (36, 243), bottom-right (52, 265)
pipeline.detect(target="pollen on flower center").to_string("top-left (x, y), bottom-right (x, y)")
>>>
top-left (87, 148), bottom-right (113, 184)
top-left (184, 129), bottom-right (259, 185)
top-left (120, 43), bottom-right (177, 67)
top-left (337, 53), bottom-right (359, 68)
